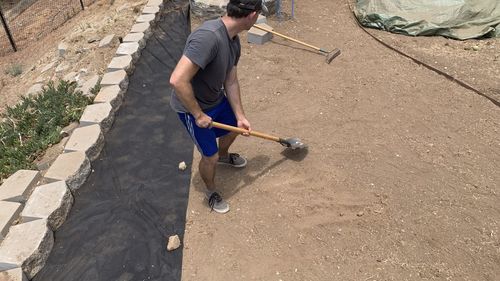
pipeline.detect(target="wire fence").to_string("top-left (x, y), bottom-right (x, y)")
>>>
top-left (0, 0), bottom-right (97, 56)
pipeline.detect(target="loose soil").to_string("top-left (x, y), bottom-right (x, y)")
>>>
top-left (0, 0), bottom-right (147, 115)
top-left (182, 1), bottom-right (499, 280)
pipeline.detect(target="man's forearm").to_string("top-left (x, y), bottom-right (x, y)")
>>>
top-left (225, 81), bottom-right (245, 120)
top-left (174, 82), bottom-right (203, 118)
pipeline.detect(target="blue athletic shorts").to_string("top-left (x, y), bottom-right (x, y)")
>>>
top-left (178, 97), bottom-right (237, 157)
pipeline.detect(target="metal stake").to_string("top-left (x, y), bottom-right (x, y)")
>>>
top-left (0, 4), bottom-right (16, 52)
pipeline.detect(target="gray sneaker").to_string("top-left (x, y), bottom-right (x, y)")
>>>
top-left (206, 191), bottom-right (230, 214)
top-left (218, 153), bottom-right (247, 168)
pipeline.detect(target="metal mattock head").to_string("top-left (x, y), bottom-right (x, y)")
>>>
top-left (284, 137), bottom-right (307, 150)
top-left (326, 48), bottom-right (341, 64)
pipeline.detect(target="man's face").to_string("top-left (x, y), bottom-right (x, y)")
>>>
top-left (244, 11), bottom-right (260, 30)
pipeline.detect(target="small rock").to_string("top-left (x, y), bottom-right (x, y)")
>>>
top-left (472, 45), bottom-right (479, 51)
top-left (40, 61), bottom-right (56, 73)
top-left (63, 71), bottom-right (78, 82)
top-left (356, 211), bottom-right (364, 217)
top-left (55, 63), bottom-right (70, 73)
top-left (79, 74), bottom-right (100, 97)
top-left (178, 161), bottom-right (187, 171)
top-left (167, 235), bottom-right (181, 251)
top-left (116, 3), bottom-right (130, 12)
top-left (87, 37), bottom-right (99, 43)
top-left (35, 75), bottom-right (46, 83)
top-left (58, 42), bottom-right (68, 57)
top-left (99, 34), bottom-right (115, 48)
top-left (60, 122), bottom-right (79, 137)
top-left (27, 83), bottom-right (44, 96)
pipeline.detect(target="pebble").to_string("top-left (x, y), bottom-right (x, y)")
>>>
top-left (178, 161), bottom-right (187, 171)
top-left (356, 211), bottom-right (364, 217)
top-left (167, 235), bottom-right (181, 251)
top-left (472, 45), bottom-right (479, 51)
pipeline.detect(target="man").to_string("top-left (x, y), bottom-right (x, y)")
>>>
top-left (169, 0), bottom-right (267, 213)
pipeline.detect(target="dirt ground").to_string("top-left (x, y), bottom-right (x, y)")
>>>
top-left (0, 0), bottom-right (147, 115)
top-left (182, 1), bottom-right (500, 280)
top-left (1, 0), bottom-right (499, 280)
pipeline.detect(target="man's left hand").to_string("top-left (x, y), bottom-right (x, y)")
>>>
top-left (237, 118), bottom-right (251, 136)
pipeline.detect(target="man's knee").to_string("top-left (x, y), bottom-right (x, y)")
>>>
top-left (201, 153), bottom-right (219, 166)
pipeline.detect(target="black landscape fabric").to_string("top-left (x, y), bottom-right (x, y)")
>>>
top-left (34, 1), bottom-right (193, 280)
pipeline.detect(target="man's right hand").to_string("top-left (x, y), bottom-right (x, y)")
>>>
top-left (195, 112), bottom-right (212, 128)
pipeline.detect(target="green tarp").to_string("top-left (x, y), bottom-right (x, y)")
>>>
top-left (355, 0), bottom-right (500, 40)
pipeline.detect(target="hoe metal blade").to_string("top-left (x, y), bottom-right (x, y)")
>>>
top-left (279, 137), bottom-right (307, 150)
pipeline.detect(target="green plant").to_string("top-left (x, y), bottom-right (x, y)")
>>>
top-left (4, 63), bottom-right (23, 77)
top-left (0, 80), bottom-right (92, 182)
top-left (90, 77), bottom-right (102, 96)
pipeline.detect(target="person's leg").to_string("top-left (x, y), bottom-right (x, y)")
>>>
top-left (218, 132), bottom-right (238, 158)
top-left (199, 153), bottom-right (218, 191)
top-left (212, 98), bottom-right (247, 167)
top-left (177, 112), bottom-right (229, 213)
top-left (178, 112), bottom-right (219, 189)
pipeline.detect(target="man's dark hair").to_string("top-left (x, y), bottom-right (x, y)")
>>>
top-left (227, 0), bottom-right (263, 18)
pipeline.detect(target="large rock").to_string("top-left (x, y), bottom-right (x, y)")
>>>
top-left (93, 85), bottom-right (124, 110)
top-left (43, 152), bottom-right (91, 192)
top-left (79, 74), bottom-right (100, 98)
top-left (0, 267), bottom-right (27, 281)
top-left (100, 69), bottom-right (129, 90)
top-left (107, 55), bottom-right (134, 74)
top-left (0, 170), bottom-right (40, 203)
top-left (79, 103), bottom-right (115, 132)
top-left (116, 42), bottom-right (141, 61)
top-left (20, 181), bottom-right (73, 231)
top-left (190, 0), bottom-right (276, 19)
top-left (136, 14), bottom-right (156, 23)
top-left (64, 124), bottom-right (104, 161)
top-left (0, 219), bottom-right (53, 280)
top-left (142, 5), bottom-right (159, 14)
top-left (248, 23), bottom-right (273, 45)
top-left (26, 83), bottom-right (44, 96)
top-left (98, 34), bottom-right (115, 48)
top-left (145, 0), bottom-right (163, 8)
top-left (0, 201), bottom-right (22, 240)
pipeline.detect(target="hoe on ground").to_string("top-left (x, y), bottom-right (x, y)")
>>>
top-left (253, 24), bottom-right (341, 64)
top-left (211, 122), bottom-right (307, 150)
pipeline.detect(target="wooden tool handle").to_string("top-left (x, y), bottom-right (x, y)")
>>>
top-left (211, 122), bottom-right (280, 142)
top-left (253, 24), bottom-right (321, 52)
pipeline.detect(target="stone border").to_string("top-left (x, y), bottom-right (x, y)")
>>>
top-left (0, 0), bottom-right (167, 279)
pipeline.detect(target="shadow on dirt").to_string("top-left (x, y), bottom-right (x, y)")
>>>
top-left (192, 147), bottom-right (308, 199)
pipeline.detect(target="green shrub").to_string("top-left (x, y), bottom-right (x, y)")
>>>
top-left (90, 77), bottom-right (102, 96)
top-left (0, 80), bottom-right (92, 182)
top-left (4, 63), bottom-right (23, 77)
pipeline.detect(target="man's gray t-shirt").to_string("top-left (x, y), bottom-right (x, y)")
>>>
top-left (170, 18), bottom-right (241, 113)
